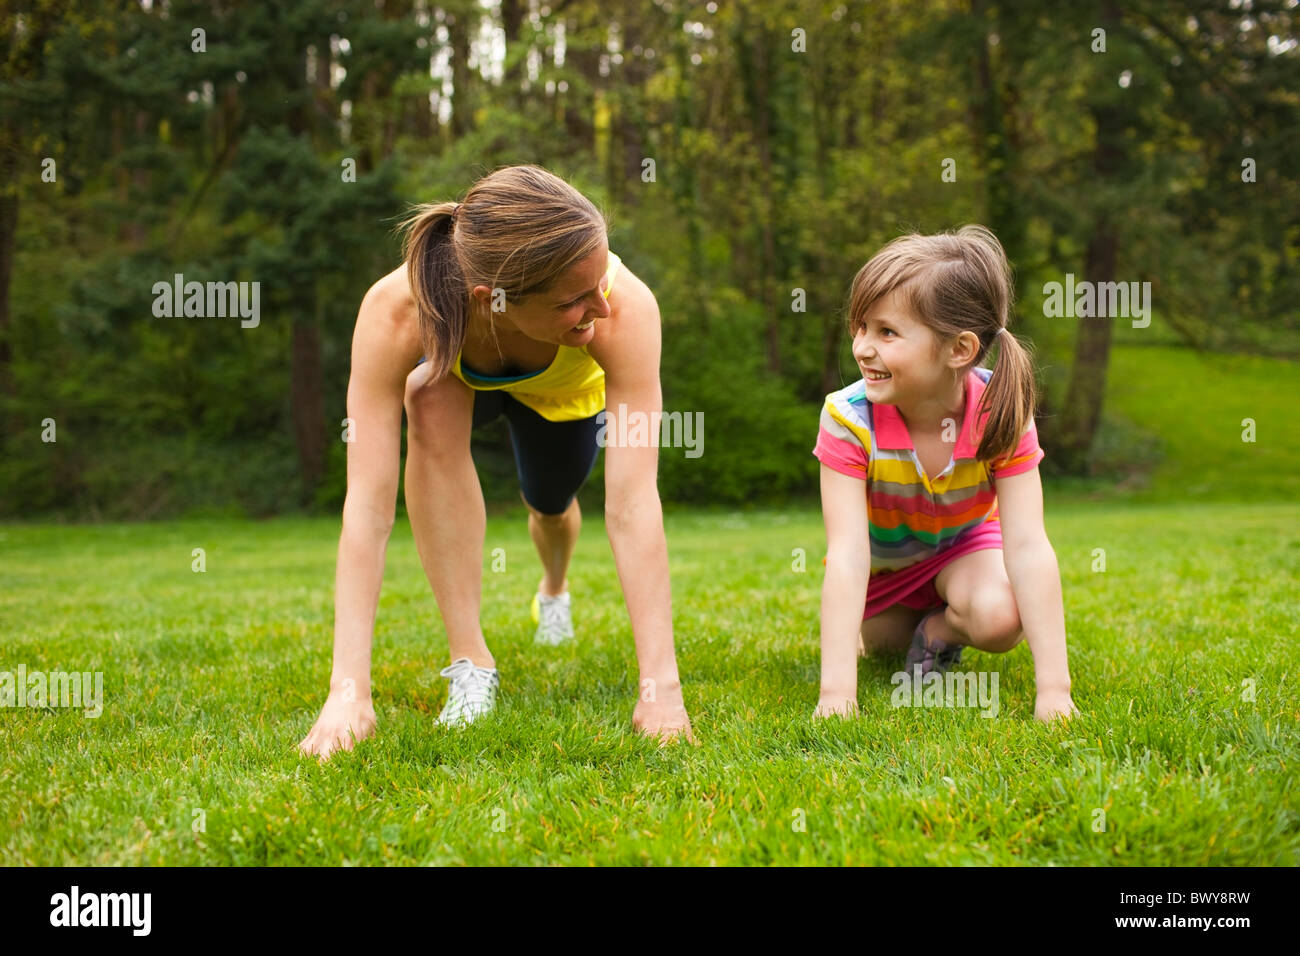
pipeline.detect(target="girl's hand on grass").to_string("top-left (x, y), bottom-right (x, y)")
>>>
top-left (1034, 689), bottom-right (1079, 723)
top-left (298, 688), bottom-right (377, 761)
top-left (632, 686), bottom-right (696, 745)
top-left (813, 696), bottom-right (858, 720)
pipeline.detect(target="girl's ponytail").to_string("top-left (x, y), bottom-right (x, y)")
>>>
top-left (957, 225), bottom-right (1038, 468)
top-left (975, 326), bottom-right (1038, 468)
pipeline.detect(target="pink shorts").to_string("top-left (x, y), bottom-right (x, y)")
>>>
top-left (863, 520), bottom-right (1004, 620)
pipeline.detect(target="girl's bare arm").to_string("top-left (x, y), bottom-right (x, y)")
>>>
top-left (995, 465), bottom-right (1077, 721)
top-left (816, 464), bottom-right (872, 717)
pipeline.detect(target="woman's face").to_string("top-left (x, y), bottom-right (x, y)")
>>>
top-left (471, 240), bottom-right (612, 347)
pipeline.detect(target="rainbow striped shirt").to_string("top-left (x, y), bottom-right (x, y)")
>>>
top-left (813, 367), bottom-right (1045, 574)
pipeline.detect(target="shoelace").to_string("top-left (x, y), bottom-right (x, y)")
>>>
top-left (439, 660), bottom-right (498, 720)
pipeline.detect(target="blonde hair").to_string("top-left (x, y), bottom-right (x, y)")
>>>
top-left (397, 165), bottom-right (607, 382)
top-left (846, 225), bottom-right (1037, 466)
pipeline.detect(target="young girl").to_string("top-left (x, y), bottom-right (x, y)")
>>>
top-left (812, 226), bottom-right (1077, 722)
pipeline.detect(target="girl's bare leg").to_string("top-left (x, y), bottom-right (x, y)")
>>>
top-left (859, 603), bottom-right (928, 656)
top-left (928, 549), bottom-right (1024, 653)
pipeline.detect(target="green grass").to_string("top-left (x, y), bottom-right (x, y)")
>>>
top-left (2, 501), bottom-right (1297, 865)
top-left (1049, 345), bottom-right (1300, 504)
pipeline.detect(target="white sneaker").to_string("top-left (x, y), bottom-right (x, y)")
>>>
top-left (531, 590), bottom-right (574, 645)
top-left (436, 657), bottom-right (499, 727)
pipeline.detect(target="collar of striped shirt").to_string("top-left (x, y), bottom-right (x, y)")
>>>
top-left (869, 369), bottom-right (989, 458)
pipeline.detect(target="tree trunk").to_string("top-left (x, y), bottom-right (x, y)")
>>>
top-left (291, 310), bottom-right (326, 500)
top-left (737, 12), bottom-right (780, 373)
top-left (287, 49), bottom-right (326, 501)
top-left (0, 102), bottom-right (18, 407)
top-left (113, 106), bottom-right (131, 243)
top-left (1054, 221), bottom-right (1116, 473)
top-left (562, 14), bottom-right (598, 151)
top-left (615, 18), bottom-right (647, 205)
top-left (1052, 1), bottom-right (1126, 473)
top-left (448, 4), bottom-right (473, 138)
top-left (501, 0), bottom-right (526, 99)
top-left (969, 0), bottom-right (1027, 300)
top-left (127, 110), bottom-right (149, 244)
top-left (0, 159), bottom-right (15, 403)
top-left (1055, 93), bottom-right (1124, 471)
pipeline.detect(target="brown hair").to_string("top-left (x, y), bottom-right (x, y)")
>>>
top-left (845, 225), bottom-right (1037, 467)
top-left (397, 165), bottom-right (608, 382)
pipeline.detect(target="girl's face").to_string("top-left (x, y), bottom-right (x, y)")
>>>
top-left (851, 290), bottom-right (951, 406)
top-left (471, 241), bottom-right (612, 347)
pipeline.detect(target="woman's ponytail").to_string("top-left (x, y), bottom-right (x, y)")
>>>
top-left (399, 201), bottom-right (466, 383)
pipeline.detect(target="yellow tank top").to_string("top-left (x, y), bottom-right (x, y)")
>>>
top-left (450, 251), bottom-right (620, 422)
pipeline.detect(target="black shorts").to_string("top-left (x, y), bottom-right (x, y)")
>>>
top-left (471, 390), bottom-right (603, 515)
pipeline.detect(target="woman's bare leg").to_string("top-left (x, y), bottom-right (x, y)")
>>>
top-left (403, 366), bottom-right (494, 668)
top-left (525, 494), bottom-right (581, 597)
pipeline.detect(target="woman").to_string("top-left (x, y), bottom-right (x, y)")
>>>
top-left (298, 165), bottom-right (693, 759)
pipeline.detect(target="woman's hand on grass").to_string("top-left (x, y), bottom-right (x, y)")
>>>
top-left (813, 695), bottom-right (858, 720)
top-left (1034, 688), bottom-right (1079, 723)
top-left (632, 683), bottom-right (696, 744)
top-left (298, 686), bottom-right (377, 761)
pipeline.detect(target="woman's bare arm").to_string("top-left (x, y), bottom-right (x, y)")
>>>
top-left (587, 271), bottom-right (692, 741)
top-left (298, 272), bottom-right (422, 759)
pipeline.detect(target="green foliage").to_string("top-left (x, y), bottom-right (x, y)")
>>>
top-left (1, 0), bottom-right (1296, 519)
top-left (656, 294), bottom-right (818, 506)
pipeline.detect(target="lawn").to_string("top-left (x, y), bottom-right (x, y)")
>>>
top-left (1047, 344), bottom-right (1300, 504)
top-left (2, 498), bottom-right (1297, 865)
